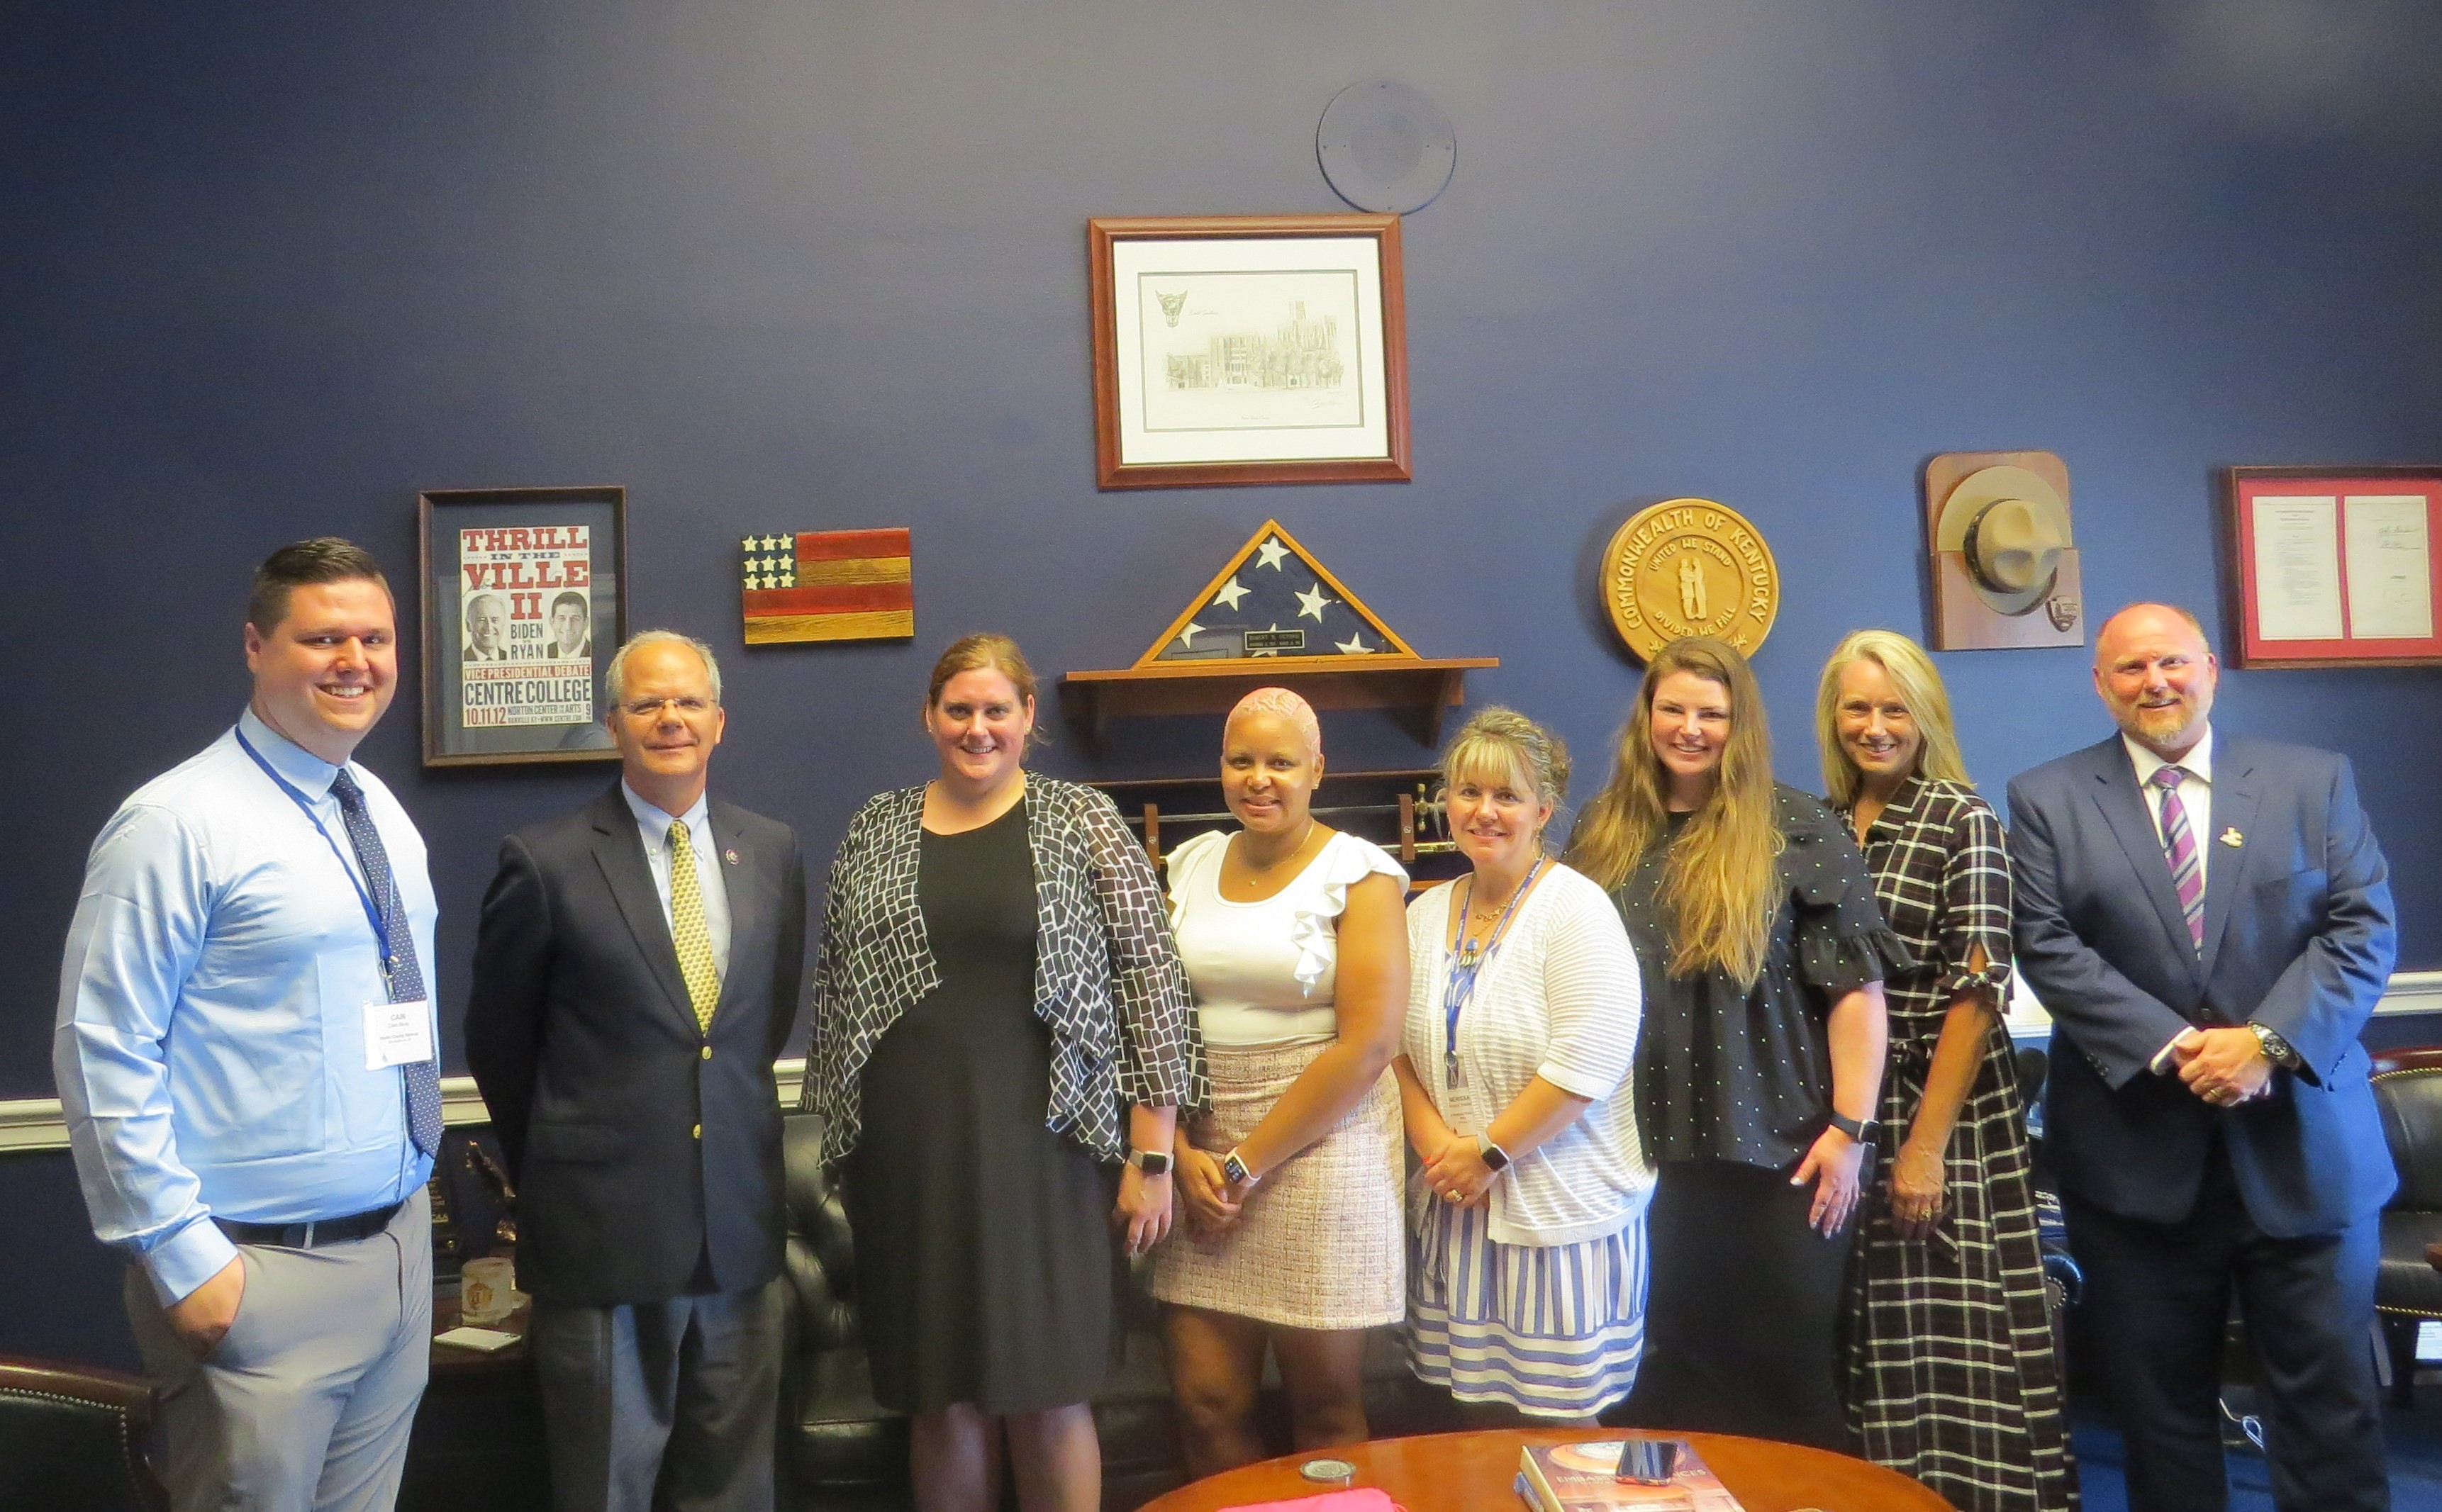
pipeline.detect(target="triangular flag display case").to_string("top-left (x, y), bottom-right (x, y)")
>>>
top-left (1059, 520), bottom-right (1496, 749)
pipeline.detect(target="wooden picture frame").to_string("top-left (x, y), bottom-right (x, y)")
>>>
top-left (2221, 466), bottom-right (2442, 668)
top-left (418, 485), bottom-right (629, 766)
top-left (1088, 213), bottom-right (1411, 490)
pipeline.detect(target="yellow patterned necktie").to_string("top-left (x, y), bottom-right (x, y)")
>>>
top-left (667, 819), bottom-right (722, 1033)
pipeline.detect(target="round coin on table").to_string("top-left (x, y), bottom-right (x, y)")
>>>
top-left (1598, 497), bottom-right (1781, 660)
top-left (1300, 1457), bottom-right (1357, 1486)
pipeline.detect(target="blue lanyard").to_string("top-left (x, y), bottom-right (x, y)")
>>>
top-left (234, 727), bottom-right (403, 986)
top-left (1442, 858), bottom-right (1542, 1089)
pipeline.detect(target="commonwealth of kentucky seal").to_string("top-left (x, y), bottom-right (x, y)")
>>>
top-left (1600, 498), bottom-right (1781, 659)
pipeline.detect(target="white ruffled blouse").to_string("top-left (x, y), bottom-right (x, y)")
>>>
top-left (1165, 829), bottom-right (1409, 1048)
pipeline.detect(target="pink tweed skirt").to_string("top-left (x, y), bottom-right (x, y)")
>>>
top-left (1148, 1039), bottom-right (1405, 1330)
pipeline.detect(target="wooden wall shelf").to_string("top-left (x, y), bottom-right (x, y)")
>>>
top-left (1059, 656), bottom-right (1498, 749)
top-left (1088, 768), bottom-right (1468, 892)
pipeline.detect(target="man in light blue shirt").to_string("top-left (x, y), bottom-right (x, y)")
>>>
top-left (56, 537), bottom-right (442, 1512)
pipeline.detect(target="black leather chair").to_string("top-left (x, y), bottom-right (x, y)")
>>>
top-left (0, 1355), bottom-right (166, 1512)
top-left (2371, 1046), bottom-right (2442, 1405)
top-left (774, 1109), bottom-right (1443, 1512)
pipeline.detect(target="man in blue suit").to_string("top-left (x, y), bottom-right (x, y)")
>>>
top-left (2009, 602), bottom-right (2395, 1512)
top-left (466, 630), bottom-right (807, 1512)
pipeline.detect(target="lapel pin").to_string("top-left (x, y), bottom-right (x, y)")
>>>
top-left (724, 848), bottom-right (741, 866)
top-left (2219, 827), bottom-right (2243, 848)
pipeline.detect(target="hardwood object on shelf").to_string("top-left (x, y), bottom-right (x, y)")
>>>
top-left (1061, 655), bottom-right (1496, 749)
top-left (1088, 768), bottom-right (1463, 892)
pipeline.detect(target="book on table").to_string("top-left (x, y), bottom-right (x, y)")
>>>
top-left (1517, 1440), bottom-right (1746, 1512)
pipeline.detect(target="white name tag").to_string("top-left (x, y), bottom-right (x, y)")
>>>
top-left (364, 999), bottom-right (434, 1070)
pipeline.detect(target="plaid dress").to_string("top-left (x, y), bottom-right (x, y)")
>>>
top-left (1841, 777), bottom-right (2077, 1512)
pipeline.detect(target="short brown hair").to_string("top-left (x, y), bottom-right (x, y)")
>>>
top-left (927, 632), bottom-right (1038, 709)
top-left (247, 538), bottom-right (390, 633)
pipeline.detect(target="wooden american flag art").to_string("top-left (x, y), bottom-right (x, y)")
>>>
top-left (740, 529), bottom-right (914, 644)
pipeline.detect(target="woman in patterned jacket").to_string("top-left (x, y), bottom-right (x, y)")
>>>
top-left (801, 633), bottom-right (1205, 1512)
top-left (1817, 629), bottom-right (2075, 1512)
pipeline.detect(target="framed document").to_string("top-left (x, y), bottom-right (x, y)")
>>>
top-left (418, 485), bottom-right (628, 766)
top-left (1088, 213), bottom-right (1411, 490)
top-left (2224, 466), bottom-right (2442, 667)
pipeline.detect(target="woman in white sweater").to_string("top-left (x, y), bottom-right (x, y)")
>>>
top-left (1394, 706), bottom-right (1651, 1423)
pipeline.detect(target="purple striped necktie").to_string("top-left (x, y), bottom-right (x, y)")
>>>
top-left (2151, 765), bottom-right (2204, 953)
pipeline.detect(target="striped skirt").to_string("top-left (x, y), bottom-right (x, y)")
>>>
top-left (1407, 1194), bottom-right (1649, 1418)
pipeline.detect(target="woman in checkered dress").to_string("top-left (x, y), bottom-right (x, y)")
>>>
top-left (1817, 630), bottom-right (2075, 1512)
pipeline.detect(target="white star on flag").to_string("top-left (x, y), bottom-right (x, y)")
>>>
top-left (1295, 583), bottom-right (1334, 621)
top-left (740, 537), bottom-right (756, 551)
top-left (1254, 537), bottom-right (1291, 571)
top-left (1178, 622), bottom-right (1205, 649)
top-left (1336, 632), bottom-right (1372, 654)
top-left (1212, 575), bottom-right (1250, 611)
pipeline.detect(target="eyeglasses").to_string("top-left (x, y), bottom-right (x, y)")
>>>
top-left (620, 697), bottom-right (714, 719)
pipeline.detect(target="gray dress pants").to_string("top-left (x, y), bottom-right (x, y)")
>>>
top-left (528, 1275), bottom-right (784, 1512)
top-left (126, 1188), bottom-right (433, 1512)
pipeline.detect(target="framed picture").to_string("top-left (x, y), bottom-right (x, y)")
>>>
top-left (418, 485), bottom-right (629, 766)
top-left (2222, 466), bottom-right (2442, 668)
top-left (1088, 213), bottom-right (1411, 490)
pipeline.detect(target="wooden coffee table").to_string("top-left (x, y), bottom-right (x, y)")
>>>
top-left (1137, 1428), bottom-right (1955, 1511)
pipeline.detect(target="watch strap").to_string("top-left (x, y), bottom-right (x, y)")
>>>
top-left (1827, 1111), bottom-right (1879, 1143)
top-left (2248, 1022), bottom-right (2301, 1069)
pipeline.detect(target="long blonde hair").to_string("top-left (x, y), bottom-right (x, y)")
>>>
top-left (1568, 637), bottom-right (1783, 987)
top-left (1813, 629), bottom-right (1971, 808)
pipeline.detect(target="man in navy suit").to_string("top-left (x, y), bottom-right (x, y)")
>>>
top-left (2009, 602), bottom-right (2396, 1512)
top-left (467, 629), bottom-right (807, 1512)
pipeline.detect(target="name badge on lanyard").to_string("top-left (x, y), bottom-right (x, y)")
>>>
top-left (235, 729), bottom-right (430, 1073)
top-left (364, 999), bottom-right (435, 1070)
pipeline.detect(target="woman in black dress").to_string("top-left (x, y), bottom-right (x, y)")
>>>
top-left (1569, 635), bottom-right (1900, 1450)
top-left (802, 634), bottom-right (1205, 1512)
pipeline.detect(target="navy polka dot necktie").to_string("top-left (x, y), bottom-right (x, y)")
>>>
top-left (330, 770), bottom-right (444, 1156)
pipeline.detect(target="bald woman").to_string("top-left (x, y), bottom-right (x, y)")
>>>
top-left (1149, 688), bottom-right (1412, 1476)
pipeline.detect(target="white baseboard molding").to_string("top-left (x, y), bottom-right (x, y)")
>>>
top-left (13, 975), bottom-right (2442, 1154)
top-left (2002, 968), bottom-right (2442, 1041)
top-left (1, 1060), bottom-right (810, 1155)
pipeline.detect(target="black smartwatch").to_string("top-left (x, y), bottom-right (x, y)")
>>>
top-left (1826, 1111), bottom-right (1880, 1143)
top-left (1126, 1148), bottom-right (1171, 1177)
top-left (1221, 1147), bottom-right (1259, 1187)
top-left (1475, 1132), bottom-right (1512, 1172)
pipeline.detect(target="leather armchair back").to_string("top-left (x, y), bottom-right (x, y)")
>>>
top-left (0, 1355), bottom-right (166, 1512)
top-left (2373, 1048), bottom-right (2442, 1211)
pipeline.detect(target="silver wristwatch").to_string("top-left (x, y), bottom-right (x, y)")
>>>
top-left (2248, 1022), bottom-right (2301, 1069)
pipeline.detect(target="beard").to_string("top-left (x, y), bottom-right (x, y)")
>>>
top-left (2118, 695), bottom-right (2207, 751)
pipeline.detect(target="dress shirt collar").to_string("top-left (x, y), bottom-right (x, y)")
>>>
top-left (623, 780), bottom-right (712, 843)
top-left (238, 705), bottom-right (348, 801)
top-left (2122, 725), bottom-right (2214, 790)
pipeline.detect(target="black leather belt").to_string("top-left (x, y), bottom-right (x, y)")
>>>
top-left (214, 1200), bottom-right (403, 1249)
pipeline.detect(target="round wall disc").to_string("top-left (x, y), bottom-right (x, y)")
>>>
top-left (1317, 79), bottom-right (1456, 214)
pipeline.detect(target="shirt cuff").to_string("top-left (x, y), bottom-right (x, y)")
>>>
top-left (143, 1215), bottom-right (240, 1308)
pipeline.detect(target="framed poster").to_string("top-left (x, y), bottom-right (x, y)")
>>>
top-left (418, 485), bottom-right (628, 766)
top-left (2224, 466), bottom-right (2442, 668)
top-left (1088, 213), bottom-right (1410, 490)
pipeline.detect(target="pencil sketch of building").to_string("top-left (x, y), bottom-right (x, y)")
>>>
top-left (1165, 301), bottom-right (1345, 391)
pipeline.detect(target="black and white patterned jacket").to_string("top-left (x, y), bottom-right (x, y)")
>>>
top-left (801, 774), bottom-right (1207, 1167)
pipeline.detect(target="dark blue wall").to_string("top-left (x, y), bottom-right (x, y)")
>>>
top-left (7, 2), bottom-right (2442, 1363)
